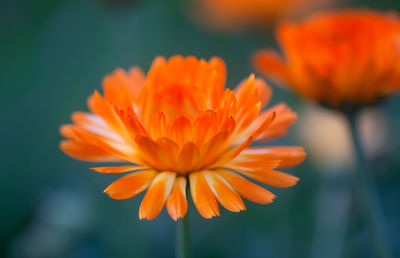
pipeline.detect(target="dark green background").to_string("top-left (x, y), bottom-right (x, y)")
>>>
top-left (1, 0), bottom-right (400, 257)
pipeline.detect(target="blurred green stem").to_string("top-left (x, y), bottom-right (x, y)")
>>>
top-left (311, 171), bottom-right (351, 258)
top-left (177, 211), bottom-right (190, 258)
top-left (346, 112), bottom-right (392, 258)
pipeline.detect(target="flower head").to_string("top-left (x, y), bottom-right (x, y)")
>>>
top-left (60, 56), bottom-right (305, 220)
top-left (253, 10), bottom-right (400, 108)
top-left (192, 0), bottom-right (332, 30)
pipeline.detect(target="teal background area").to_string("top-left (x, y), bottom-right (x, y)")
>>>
top-left (1, 0), bottom-right (400, 257)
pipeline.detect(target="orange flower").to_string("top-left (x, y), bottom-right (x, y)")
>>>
top-left (60, 56), bottom-right (305, 220)
top-left (253, 10), bottom-right (400, 108)
top-left (193, 0), bottom-right (332, 30)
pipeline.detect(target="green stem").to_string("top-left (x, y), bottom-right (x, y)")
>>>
top-left (176, 212), bottom-right (190, 258)
top-left (346, 112), bottom-right (392, 258)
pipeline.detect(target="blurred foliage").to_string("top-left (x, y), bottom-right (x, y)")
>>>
top-left (1, 0), bottom-right (400, 257)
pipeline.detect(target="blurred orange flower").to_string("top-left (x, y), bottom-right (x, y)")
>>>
top-left (60, 56), bottom-right (305, 220)
top-left (193, 0), bottom-right (332, 30)
top-left (253, 10), bottom-right (400, 108)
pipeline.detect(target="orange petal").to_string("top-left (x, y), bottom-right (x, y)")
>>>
top-left (71, 112), bottom-right (104, 127)
top-left (237, 101), bottom-right (261, 132)
top-left (103, 69), bottom-right (132, 108)
top-left (253, 78), bottom-right (272, 108)
top-left (215, 111), bottom-right (276, 166)
top-left (167, 55), bottom-right (185, 78)
top-left (234, 75), bottom-right (261, 128)
top-left (226, 159), bottom-right (281, 173)
top-left (235, 76), bottom-right (272, 109)
top-left (121, 109), bottom-right (149, 138)
top-left (255, 103), bottom-right (297, 141)
top-left (103, 67), bottom-right (145, 107)
top-left (240, 146), bottom-right (306, 168)
top-left (234, 110), bottom-right (276, 144)
top-left (220, 116), bottom-right (236, 134)
top-left (239, 170), bottom-right (299, 188)
top-left (263, 170), bottom-right (299, 188)
top-left (218, 89), bottom-right (238, 120)
top-left (59, 140), bottom-right (121, 162)
top-left (135, 136), bottom-right (169, 171)
top-left (87, 91), bottom-right (124, 133)
top-left (200, 130), bottom-right (230, 166)
top-left (189, 172), bottom-right (220, 219)
top-left (139, 172), bottom-right (176, 220)
top-left (192, 111), bottom-right (219, 148)
top-left (235, 74), bottom-right (258, 104)
top-left (127, 67), bottom-right (146, 97)
top-left (203, 171), bottom-right (245, 212)
top-left (251, 111), bottom-right (276, 139)
top-left (157, 137), bottom-right (180, 169)
top-left (252, 50), bottom-right (292, 87)
top-left (209, 56), bottom-right (226, 72)
top-left (150, 112), bottom-right (167, 140)
top-left (208, 57), bottom-right (226, 107)
top-left (60, 125), bottom-right (76, 139)
top-left (178, 142), bottom-right (200, 172)
top-left (218, 170), bottom-right (276, 204)
top-left (104, 170), bottom-right (157, 200)
top-left (69, 126), bottom-right (136, 162)
top-left (70, 112), bottom-right (124, 142)
top-left (166, 177), bottom-right (188, 221)
top-left (90, 166), bottom-right (145, 173)
top-left (168, 116), bottom-right (192, 147)
top-left (150, 56), bottom-right (167, 69)
top-left (214, 136), bottom-right (254, 167)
